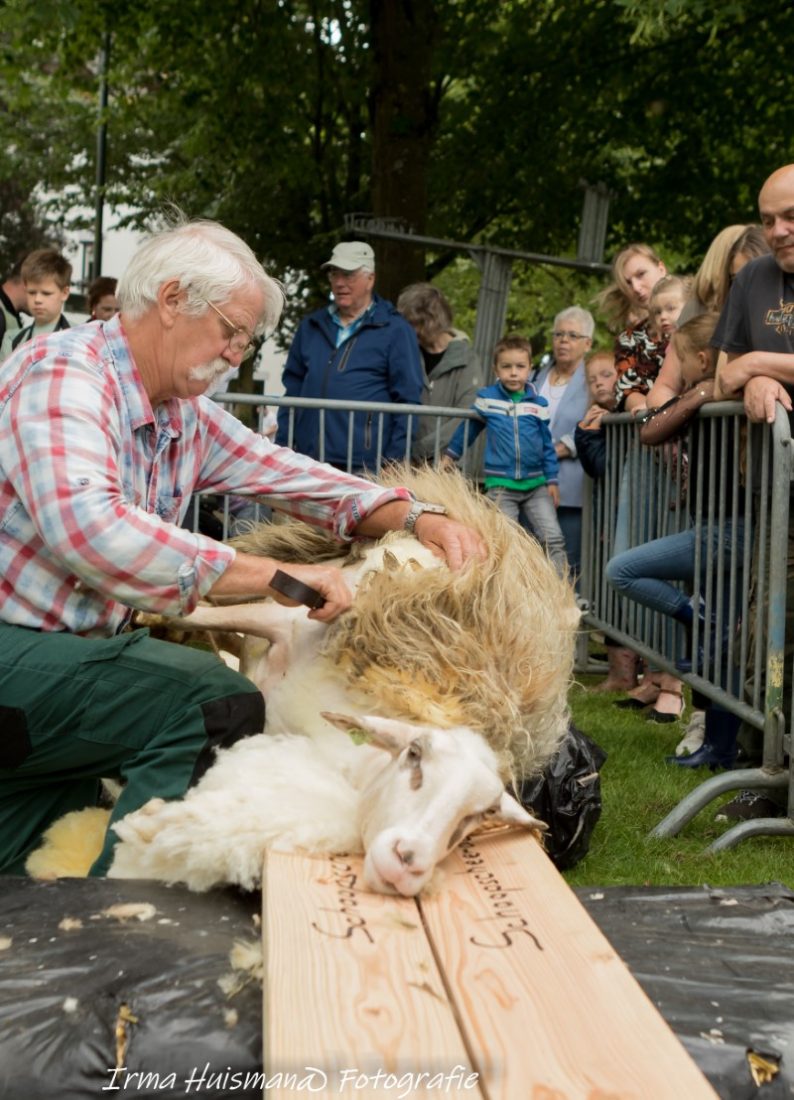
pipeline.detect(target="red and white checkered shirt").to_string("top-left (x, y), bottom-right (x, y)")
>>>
top-left (0, 315), bottom-right (410, 636)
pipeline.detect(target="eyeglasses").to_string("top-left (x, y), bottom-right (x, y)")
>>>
top-left (552, 330), bottom-right (587, 341)
top-left (204, 300), bottom-right (256, 360)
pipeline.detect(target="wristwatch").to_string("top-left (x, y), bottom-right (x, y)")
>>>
top-left (403, 499), bottom-right (448, 534)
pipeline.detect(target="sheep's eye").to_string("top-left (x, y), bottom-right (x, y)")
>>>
top-left (406, 740), bottom-right (423, 763)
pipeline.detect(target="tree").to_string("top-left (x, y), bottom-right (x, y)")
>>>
top-left (0, 0), bottom-right (790, 349)
top-left (368, 0), bottom-right (439, 300)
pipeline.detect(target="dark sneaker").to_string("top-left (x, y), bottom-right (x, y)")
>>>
top-left (715, 790), bottom-right (786, 823)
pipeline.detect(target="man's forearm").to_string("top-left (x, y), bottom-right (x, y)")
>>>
top-left (718, 350), bottom-right (794, 395)
top-left (353, 499), bottom-right (413, 538)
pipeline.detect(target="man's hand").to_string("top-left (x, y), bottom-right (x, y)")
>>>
top-left (548, 483), bottom-right (560, 508)
top-left (266, 562), bottom-right (354, 622)
top-left (742, 376), bottom-right (792, 424)
top-left (413, 513), bottom-right (487, 570)
top-left (208, 552), bottom-right (353, 623)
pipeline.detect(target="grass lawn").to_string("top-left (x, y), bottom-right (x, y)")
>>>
top-left (562, 669), bottom-right (794, 890)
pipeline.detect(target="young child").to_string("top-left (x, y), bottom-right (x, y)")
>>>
top-left (648, 274), bottom-right (691, 345)
top-left (11, 249), bottom-right (71, 353)
top-left (615, 274), bottom-right (690, 414)
top-left (87, 275), bottom-right (119, 321)
top-left (607, 313), bottom-right (747, 736)
top-left (574, 350), bottom-right (641, 693)
top-left (444, 333), bottom-right (567, 575)
top-left (574, 350), bottom-right (618, 479)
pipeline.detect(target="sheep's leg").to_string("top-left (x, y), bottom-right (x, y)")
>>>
top-left (164, 601), bottom-right (291, 642)
top-left (108, 794), bottom-right (267, 892)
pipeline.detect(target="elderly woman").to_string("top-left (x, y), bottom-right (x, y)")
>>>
top-left (397, 283), bottom-right (483, 466)
top-left (532, 306), bottom-right (594, 575)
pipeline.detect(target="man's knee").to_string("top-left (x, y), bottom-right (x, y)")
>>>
top-left (190, 689), bottom-right (265, 784)
top-left (145, 652), bottom-right (266, 784)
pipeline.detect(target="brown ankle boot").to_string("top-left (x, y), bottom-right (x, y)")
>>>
top-left (590, 646), bottom-right (640, 693)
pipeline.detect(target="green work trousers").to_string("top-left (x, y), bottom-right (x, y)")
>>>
top-left (0, 624), bottom-right (265, 876)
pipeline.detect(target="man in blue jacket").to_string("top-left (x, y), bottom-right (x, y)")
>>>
top-left (276, 242), bottom-right (423, 472)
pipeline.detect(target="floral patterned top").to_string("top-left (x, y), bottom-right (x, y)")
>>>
top-left (613, 319), bottom-right (667, 409)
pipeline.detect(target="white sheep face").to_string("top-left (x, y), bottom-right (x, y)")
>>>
top-left (322, 713), bottom-right (544, 897)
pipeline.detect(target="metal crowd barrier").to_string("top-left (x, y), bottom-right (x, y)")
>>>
top-left (188, 392), bottom-right (794, 852)
top-left (579, 403), bottom-right (794, 851)
top-left (222, 392), bottom-right (481, 473)
top-left (181, 393), bottom-right (483, 537)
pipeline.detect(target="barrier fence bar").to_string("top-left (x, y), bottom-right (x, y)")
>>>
top-left (196, 392), bottom-right (791, 851)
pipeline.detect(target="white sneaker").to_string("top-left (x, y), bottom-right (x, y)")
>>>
top-left (675, 709), bottom-right (706, 756)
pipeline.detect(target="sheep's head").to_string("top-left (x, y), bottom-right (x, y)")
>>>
top-left (322, 712), bottom-right (545, 897)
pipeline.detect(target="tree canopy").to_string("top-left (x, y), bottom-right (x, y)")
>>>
top-left (0, 0), bottom-right (791, 334)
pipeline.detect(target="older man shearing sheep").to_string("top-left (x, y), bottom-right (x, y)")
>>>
top-left (0, 217), bottom-right (485, 878)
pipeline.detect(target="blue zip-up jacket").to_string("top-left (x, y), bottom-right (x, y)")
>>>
top-left (276, 294), bottom-right (422, 471)
top-left (445, 381), bottom-right (559, 483)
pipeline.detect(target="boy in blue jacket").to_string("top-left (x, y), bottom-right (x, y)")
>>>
top-left (445, 334), bottom-right (567, 575)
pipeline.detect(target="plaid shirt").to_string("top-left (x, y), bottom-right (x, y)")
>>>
top-left (0, 315), bottom-right (410, 636)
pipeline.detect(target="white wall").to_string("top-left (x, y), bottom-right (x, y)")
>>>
top-left (62, 206), bottom-right (287, 387)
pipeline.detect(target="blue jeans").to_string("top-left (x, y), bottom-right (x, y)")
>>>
top-left (606, 520), bottom-right (745, 615)
top-left (606, 519), bottom-right (747, 660)
top-left (487, 486), bottom-right (567, 576)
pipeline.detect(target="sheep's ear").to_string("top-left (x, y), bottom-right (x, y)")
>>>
top-left (321, 711), bottom-right (417, 755)
top-left (496, 790), bottom-right (548, 833)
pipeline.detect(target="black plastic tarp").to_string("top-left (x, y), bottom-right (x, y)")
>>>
top-left (0, 877), bottom-right (792, 1098)
top-left (576, 882), bottom-right (794, 1100)
top-left (0, 878), bottom-right (262, 1100)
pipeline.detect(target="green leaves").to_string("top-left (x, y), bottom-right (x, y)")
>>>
top-left (0, 0), bottom-right (790, 340)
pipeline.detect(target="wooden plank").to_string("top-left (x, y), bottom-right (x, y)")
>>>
top-left (420, 831), bottom-right (719, 1100)
top-left (262, 849), bottom-right (482, 1100)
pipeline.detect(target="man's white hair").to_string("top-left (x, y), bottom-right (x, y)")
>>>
top-left (118, 214), bottom-right (284, 334)
top-left (553, 305), bottom-right (595, 338)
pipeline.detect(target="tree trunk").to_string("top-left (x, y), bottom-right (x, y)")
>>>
top-left (369, 0), bottom-right (439, 303)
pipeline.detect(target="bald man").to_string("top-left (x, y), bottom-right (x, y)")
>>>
top-left (713, 163), bottom-right (794, 419)
top-left (711, 165), bottom-right (794, 822)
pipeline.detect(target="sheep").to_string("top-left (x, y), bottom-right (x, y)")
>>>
top-left (103, 466), bottom-right (578, 895)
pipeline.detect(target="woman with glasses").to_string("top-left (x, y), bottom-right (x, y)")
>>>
top-left (532, 307), bottom-right (594, 575)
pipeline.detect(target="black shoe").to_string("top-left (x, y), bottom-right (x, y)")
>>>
top-left (715, 790), bottom-right (786, 822)
top-left (665, 743), bottom-right (735, 770)
top-left (648, 690), bottom-right (684, 724)
top-left (615, 697), bottom-right (653, 710)
top-left (650, 710), bottom-right (681, 724)
top-left (675, 653), bottom-right (701, 675)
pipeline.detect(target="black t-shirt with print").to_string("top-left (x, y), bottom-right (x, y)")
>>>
top-left (713, 253), bottom-right (794, 362)
top-left (713, 252), bottom-right (794, 485)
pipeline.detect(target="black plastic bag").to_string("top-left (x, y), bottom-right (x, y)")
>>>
top-left (518, 722), bottom-right (607, 870)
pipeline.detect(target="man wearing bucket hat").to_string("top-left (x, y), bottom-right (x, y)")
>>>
top-left (276, 241), bottom-right (423, 472)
